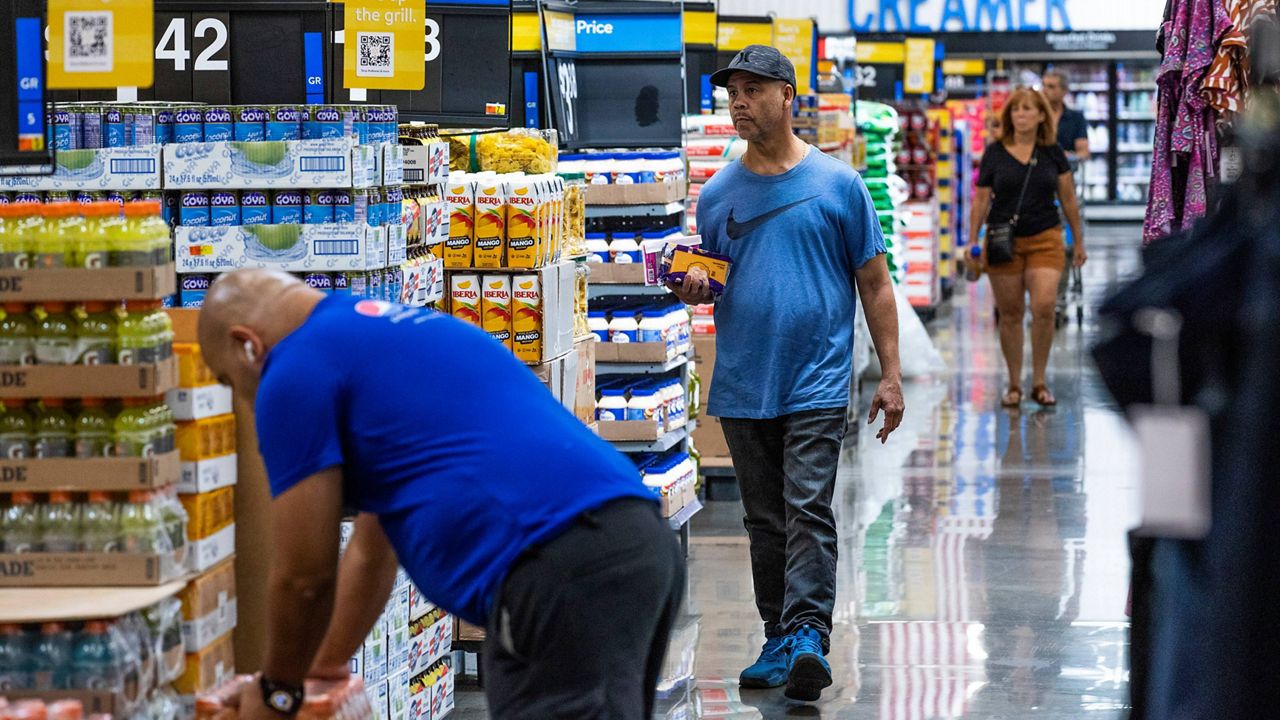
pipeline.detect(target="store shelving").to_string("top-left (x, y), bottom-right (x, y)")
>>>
top-left (597, 351), bottom-right (691, 375)
top-left (589, 283), bottom-right (673, 298)
top-left (584, 201), bottom-right (687, 218)
top-left (667, 498), bottom-right (703, 531)
top-left (0, 582), bottom-right (188, 624)
top-left (611, 421), bottom-right (696, 454)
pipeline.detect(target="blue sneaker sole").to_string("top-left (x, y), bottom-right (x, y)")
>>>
top-left (784, 653), bottom-right (833, 702)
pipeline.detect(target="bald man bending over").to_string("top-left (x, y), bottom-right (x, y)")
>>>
top-left (199, 270), bottom-right (684, 720)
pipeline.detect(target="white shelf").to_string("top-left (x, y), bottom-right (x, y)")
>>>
top-left (585, 201), bottom-right (686, 218)
top-left (1073, 82), bottom-right (1110, 91)
top-left (598, 351), bottom-right (691, 375)
top-left (1118, 114), bottom-right (1157, 121)
top-left (668, 499), bottom-right (704, 530)
top-left (612, 425), bottom-right (690, 453)
top-left (1119, 83), bottom-right (1158, 91)
top-left (0, 581), bottom-right (187, 624)
top-left (589, 283), bottom-right (673, 298)
top-left (1117, 145), bottom-right (1153, 153)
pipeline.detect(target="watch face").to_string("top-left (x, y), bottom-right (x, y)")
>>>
top-left (270, 691), bottom-right (295, 713)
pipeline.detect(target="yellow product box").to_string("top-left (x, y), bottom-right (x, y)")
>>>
top-left (505, 178), bottom-right (541, 268)
top-left (174, 633), bottom-right (235, 696)
top-left (481, 275), bottom-right (513, 349)
top-left (511, 274), bottom-right (542, 363)
top-left (667, 247), bottom-right (732, 295)
top-left (173, 343), bottom-right (216, 388)
top-left (176, 415), bottom-right (237, 461)
top-left (450, 274), bottom-right (481, 327)
top-left (473, 177), bottom-right (509, 268)
top-left (445, 180), bottom-right (476, 269)
top-left (181, 487), bottom-right (235, 541)
top-left (179, 557), bottom-right (237, 652)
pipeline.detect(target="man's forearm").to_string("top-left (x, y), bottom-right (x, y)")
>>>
top-left (263, 565), bottom-right (338, 684)
top-left (310, 515), bottom-right (399, 674)
top-left (864, 279), bottom-right (901, 379)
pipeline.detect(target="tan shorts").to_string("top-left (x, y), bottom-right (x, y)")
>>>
top-left (987, 226), bottom-right (1066, 275)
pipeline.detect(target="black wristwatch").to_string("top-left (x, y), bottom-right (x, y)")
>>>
top-left (259, 675), bottom-right (304, 716)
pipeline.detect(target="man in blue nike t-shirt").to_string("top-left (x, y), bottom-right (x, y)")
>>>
top-left (670, 45), bottom-right (905, 703)
top-left (198, 270), bottom-right (683, 720)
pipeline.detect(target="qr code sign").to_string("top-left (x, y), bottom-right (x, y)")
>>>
top-left (356, 32), bottom-right (395, 78)
top-left (64, 11), bottom-right (113, 73)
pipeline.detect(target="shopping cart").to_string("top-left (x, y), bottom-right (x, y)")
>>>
top-left (1056, 157), bottom-right (1086, 329)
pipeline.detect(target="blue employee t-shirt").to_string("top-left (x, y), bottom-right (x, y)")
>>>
top-left (255, 296), bottom-right (654, 627)
top-left (698, 149), bottom-right (887, 419)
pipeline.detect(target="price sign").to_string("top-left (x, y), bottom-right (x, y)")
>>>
top-left (48, 0), bottom-right (154, 90)
top-left (549, 57), bottom-right (579, 146)
top-left (330, 0), bottom-right (512, 127)
top-left (854, 41), bottom-right (905, 100)
top-left (772, 18), bottom-right (816, 95)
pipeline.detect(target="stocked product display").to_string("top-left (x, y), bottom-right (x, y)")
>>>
top-left (0, 200), bottom-right (171, 269)
top-left (0, 301), bottom-right (173, 367)
top-left (0, 489), bottom-right (186, 556)
top-left (892, 104), bottom-right (943, 312)
top-left (196, 676), bottom-right (374, 720)
top-left (444, 129), bottom-right (557, 175)
top-left (0, 698), bottom-right (90, 719)
top-left (858, 101), bottom-right (907, 284)
top-left (442, 171), bottom-right (568, 270)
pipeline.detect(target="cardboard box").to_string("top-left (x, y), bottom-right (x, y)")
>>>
top-left (182, 487), bottom-right (236, 540)
top-left (598, 421), bottom-right (664, 443)
top-left (188, 523), bottom-right (236, 574)
top-left (0, 265), bottom-right (176, 303)
top-left (174, 633), bottom-right (235, 695)
top-left (407, 611), bottom-right (451, 677)
top-left (163, 139), bottom-right (369, 189)
top-left (367, 679), bottom-right (391, 720)
top-left (174, 224), bottom-right (389, 274)
top-left (408, 584), bottom-right (435, 623)
top-left (178, 454), bottom-right (238, 495)
top-left (0, 145), bottom-right (163, 191)
top-left (388, 671), bottom-right (410, 720)
top-left (454, 619), bottom-right (486, 643)
top-left (587, 263), bottom-right (647, 284)
top-left (0, 550), bottom-right (185, 587)
top-left (595, 342), bottom-right (672, 364)
top-left (0, 357), bottom-right (177, 399)
top-left (3, 690), bottom-right (130, 717)
top-left (584, 182), bottom-right (686, 206)
top-left (166, 385), bottom-right (234, 421)
top-left (408, 659), bottom-right (451, 720)
top-left (364, 618), bottom-right (390, 684)
top-left (388, 623), bottom-right (410, 676)
top-left (0, 581), bottom-right (186, 624)
top-left (0, 450), bottom-right (179, 492)
top-left (181, 558), bottom-right (238, 653)
top-left (431, 661), bottom-right (454, 720)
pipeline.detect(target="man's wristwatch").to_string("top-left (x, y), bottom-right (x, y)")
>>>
top-left (260, 675), bottom-right (304, 716)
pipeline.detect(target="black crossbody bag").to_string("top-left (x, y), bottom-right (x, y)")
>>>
top-left (986, 149), bottom-right (1038, 266)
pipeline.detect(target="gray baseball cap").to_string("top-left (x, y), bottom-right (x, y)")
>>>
top-left (710, 45), bottom-right (798, 90)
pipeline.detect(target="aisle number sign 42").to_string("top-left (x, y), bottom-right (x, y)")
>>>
top-left (48, 0), bottom-right (154, 89)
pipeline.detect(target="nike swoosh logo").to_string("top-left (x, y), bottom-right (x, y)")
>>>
top-left (725, 196), bottom-right (820, 240)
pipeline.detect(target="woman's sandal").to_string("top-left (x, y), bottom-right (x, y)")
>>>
top-left (1002, 386), bottom-right (1023, 408)
top-left (1032, 384), bottom-right (1057, 407)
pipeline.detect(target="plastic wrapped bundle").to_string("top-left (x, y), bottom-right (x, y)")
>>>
top-left (197, 676), bottom-right (373, 720)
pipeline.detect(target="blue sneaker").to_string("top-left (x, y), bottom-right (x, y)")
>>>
top-left (784, 625), bottom-right (832, 702)
top-left (739, 636), bottom-right (790, 689)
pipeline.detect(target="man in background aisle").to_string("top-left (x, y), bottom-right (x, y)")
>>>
top-left (669, 45), bottom-right (905, 704)
top-left (198, 270), bottom-right (684, 720)
top-left (1043, 70), bottom-right (1091, 160)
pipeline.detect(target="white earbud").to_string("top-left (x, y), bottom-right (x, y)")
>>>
top-left (244, 341), bottom-right (257, 363)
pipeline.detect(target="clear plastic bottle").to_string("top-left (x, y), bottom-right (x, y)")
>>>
top-left (0, 623), bottom-right (32, 691)
top-left (116, 301), bottom-right (155, 365)
top-left (32, 303), bottom-right (76, 365)
top-left (0, 401), bottom-right (34, 459)
top-left (31, 623), bottom-right (74, 691)
top-left (32, 399), bottom-right (74, 459)
top-left (113, 399), bottom-right (155, 457)
top-left (119, 490), bottom-right (170, 554)
top-left (38, 491), bottom-right (80, 552)
top-left (1, 492), bottom-right (39, 552)
top-left (116, 201), bottom-right (158, 267)
top-left (156, 491), bottom-right (187, 564)
top-left (5, 203), bottom-right (39, 270)
top-left (37, 202), bottom-right (79, 269)
top-left (80, 491), bottom-right (121, 553)
top-left (72, 302), bottom-right (116, 366)
top-left (0, 303), bottom-right (35, 366)
top-left (74, 202), bottom-right (113, 269)
top-left (142, 302), bottom-right (173, 362)
top-left (70, 621), bottom-right (121, 691)
top-left (145, 398), bottom-right (175, 454)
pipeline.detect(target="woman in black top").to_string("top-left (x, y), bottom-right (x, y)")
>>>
top-left (967, 88), bottom-right (1087, 408)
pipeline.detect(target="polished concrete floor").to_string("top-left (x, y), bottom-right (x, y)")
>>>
top-left (455, 224), bottom-right (1143, 719)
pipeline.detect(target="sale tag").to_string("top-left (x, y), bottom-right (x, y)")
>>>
top-left (772, 18), bottom-right (815, 95)
top-left (343, 0), bottom-right (427, 91)
top-left (48, 0), bottom-right (154, 89)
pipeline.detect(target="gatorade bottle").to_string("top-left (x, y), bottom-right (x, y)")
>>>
top-left (113, 399), bottom-right (154, 457)
top-left (0, 304), bottom-right (36, 366)
top-left (31, 623), bottom-right (73, 690)
top-left (133, 199), bottom-right (172, 266)
top-left (144, 398), bottom-right (175, 454)
top-left (141, 302), bottom-right (173, 361)
top-left (156, 491), bottom-right (187, 563)
top-left (37, 202), bottom-right (79, 269)
top-left (116, 302), bottom-right (155, 365)
top-left (80, 491), bottom-right (121, 553)
top-left (117, 201), bottom-right (161, 267)
top-left (0, 492), bottom-right (39, 552)
top-left (32, 399), bottom-right (74, 458)
top-left (72, 302), bottom-right (116, 365)
top-left (70, 621), bottom-right (121, 691)
top-left (32, 303), bottom-right (76, 365)
top-left (0, 206), bottom-right (13, 266)
top-left (0, 401), bottom-right (34, 459)
top-left (120, 490), bottom-right (169, 554)
top-left (75, 399), bottom-right (114, 458)
top-left (5, 203), bottom-right (40, 270)
top-left (0, 623), bottom-right (32, 691)
top-left (37, 490), bottom-right (80, 552)
top-left (74, 202), bottom-right (117, 269)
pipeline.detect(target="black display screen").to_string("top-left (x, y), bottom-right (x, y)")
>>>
top-left (569, 60), bottom-right (684, 149)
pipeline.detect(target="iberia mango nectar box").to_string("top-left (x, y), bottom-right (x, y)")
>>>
top-left (472, 178), bottom-right (508, 268)
top-left (445, 178), bottom-right (475, 269)
top-left (512, 274), bottom-right (542, 363)
top-left (505, 179), bottom-right (540, 268)
top-left (450, 275), bottom-right (481, 327)
top-left (481, 275), bottom-right (513, 350)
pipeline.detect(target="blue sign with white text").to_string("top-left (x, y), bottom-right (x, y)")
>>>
top-left (849, 0), bottom-right (1072, 32)
top-left (572, 13), bottom-right (682, 54)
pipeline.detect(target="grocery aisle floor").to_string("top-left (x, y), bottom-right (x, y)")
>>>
top-left (454, 223), bottom-right (1143, 719)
